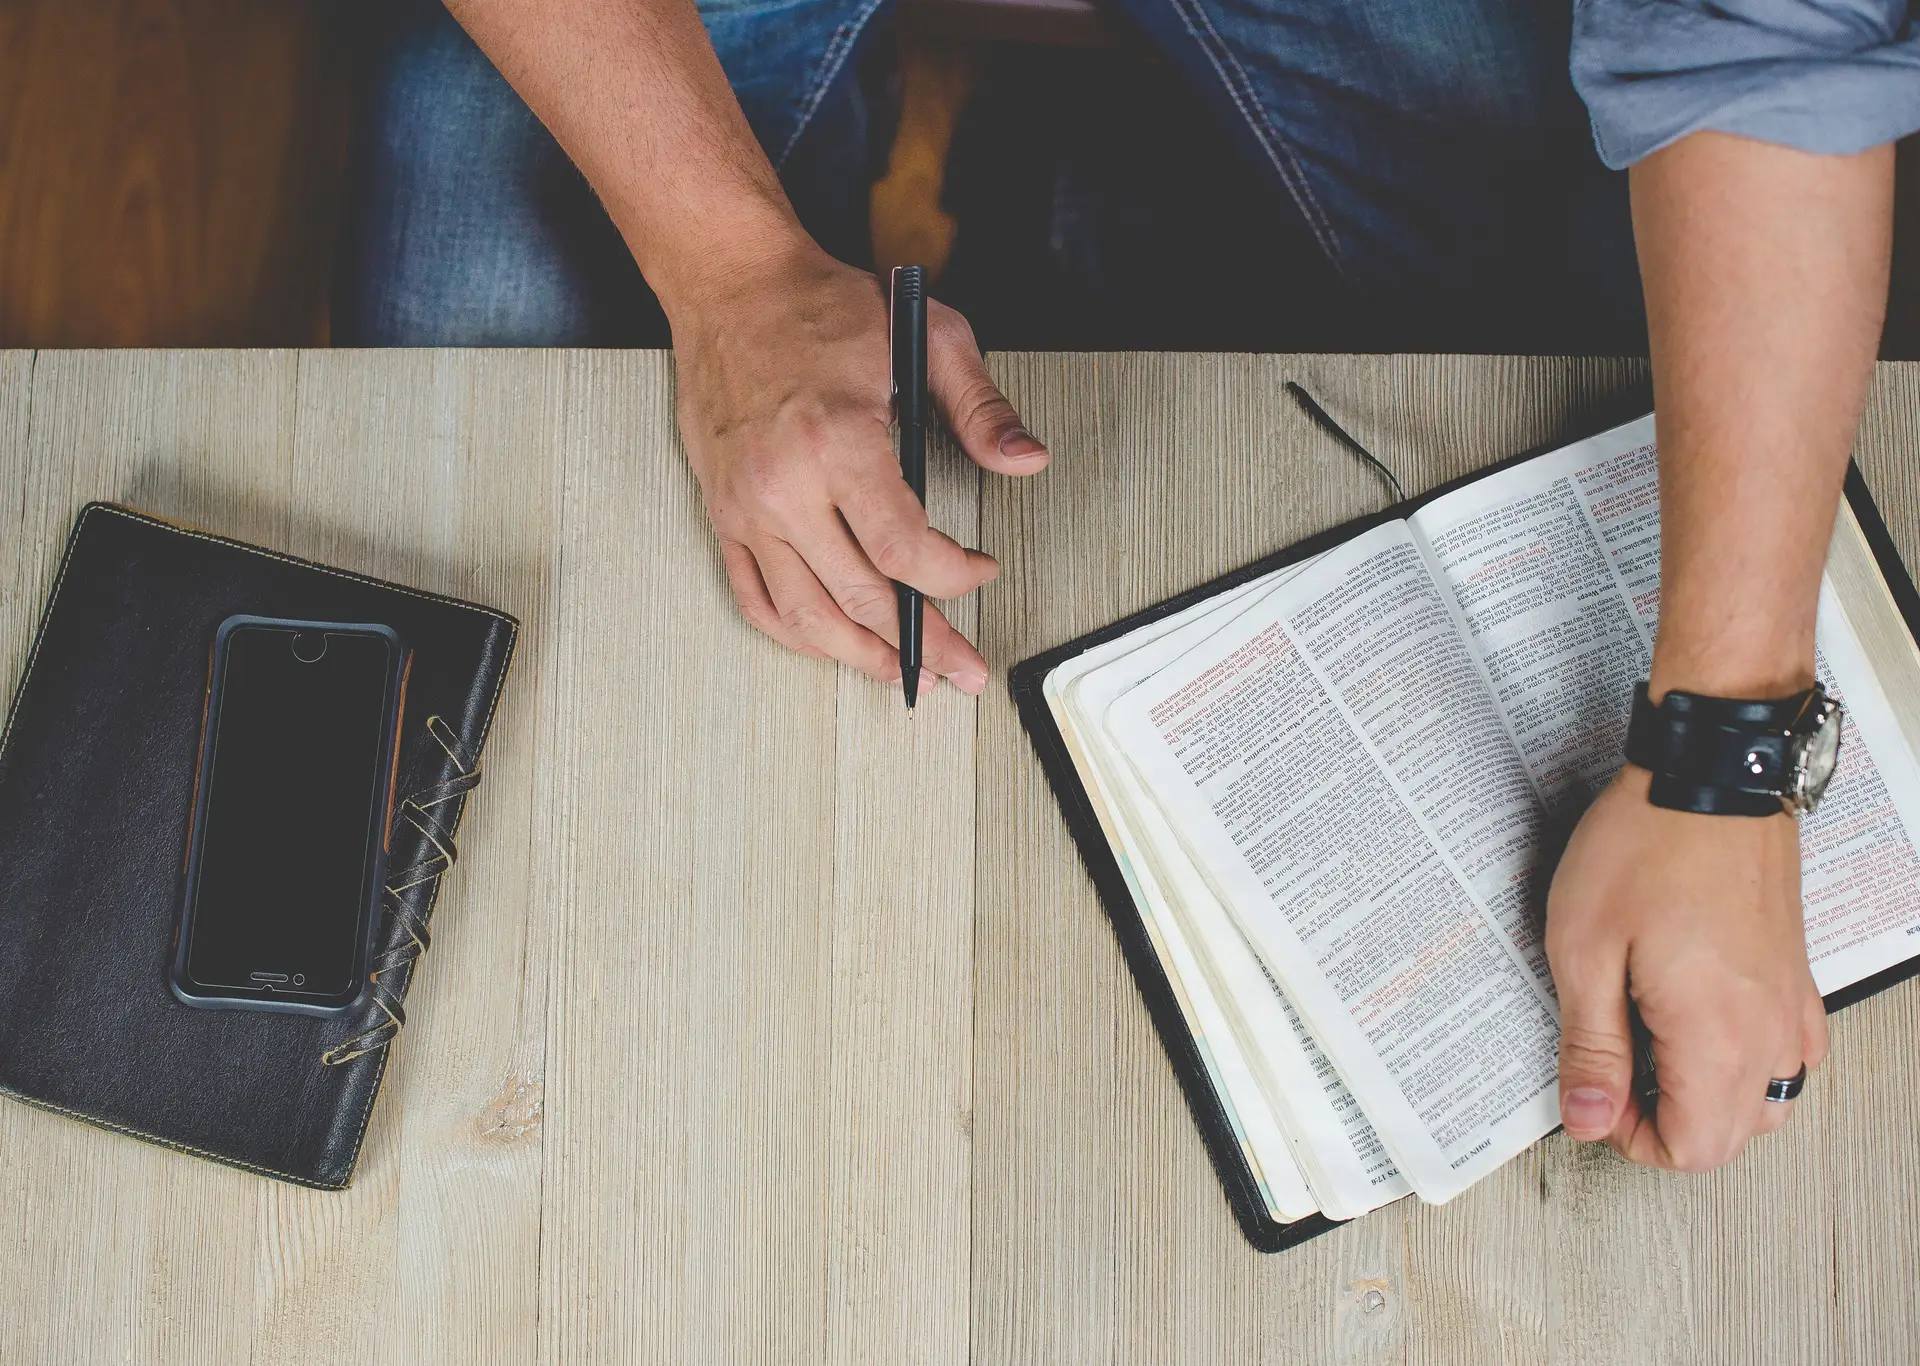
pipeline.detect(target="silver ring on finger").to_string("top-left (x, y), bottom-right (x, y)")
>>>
top-left (1764, 1064), bottom-right (1807, 1103)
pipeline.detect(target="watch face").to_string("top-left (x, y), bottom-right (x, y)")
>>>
top-left (1791, 697), bottom-right (1844, 813)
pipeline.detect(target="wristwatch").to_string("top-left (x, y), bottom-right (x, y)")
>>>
top-left (1624, 681), bottom-right (1844, 817)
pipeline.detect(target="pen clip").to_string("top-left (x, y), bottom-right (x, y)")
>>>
top-left (890, 265), bottom-right (918, 420)
top-left (889, 265), bottom-right (927, 430)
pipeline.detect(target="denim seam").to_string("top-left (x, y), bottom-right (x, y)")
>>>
top-left (776, 0), bottom-right (888, 169)
top-left (1160, 0), bottom-right (1346, 275)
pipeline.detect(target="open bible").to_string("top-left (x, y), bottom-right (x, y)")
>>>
top-left (1012, 415), bottom-right (1920, 1251)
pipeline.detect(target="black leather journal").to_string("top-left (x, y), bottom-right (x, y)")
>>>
top-left (0, 503), bottom-right (518, 1188)
top-left (1011, 423), bottom-right (1920, 1253)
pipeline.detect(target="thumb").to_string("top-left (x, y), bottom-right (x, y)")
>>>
top-left (1554, 948), bottom-right (1636, 1141)
top-left (926, 305), bottom-right (1050, 476)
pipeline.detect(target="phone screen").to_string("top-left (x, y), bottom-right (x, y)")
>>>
top-left (179, 620), bottom-right (402, 1008)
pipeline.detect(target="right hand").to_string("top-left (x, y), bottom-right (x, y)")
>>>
top-left (1546, 765), bottom-right (1829, 1171)
top-left (669, 242), bottom-right (1050, 694)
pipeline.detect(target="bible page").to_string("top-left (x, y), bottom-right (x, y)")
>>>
top-left (1046, 579), bottom-right (1319, 1223)
top-left (1054, 570), bottom-right (1410, 1218)
top-left (1408, 419), bottom-right (1656, 814)
top-left (1106, 522), bottom-right (1562, 1203)
top-left (1801, 571), bottom-right (1920, 995)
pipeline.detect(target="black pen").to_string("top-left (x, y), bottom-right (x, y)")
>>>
top-left (890, 265), bottom-right (928, 711)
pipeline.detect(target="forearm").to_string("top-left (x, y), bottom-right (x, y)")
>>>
top-left (444, 0), bottom-right (809, 315)
top-left (1633, 132), bottom-right (1894, 699)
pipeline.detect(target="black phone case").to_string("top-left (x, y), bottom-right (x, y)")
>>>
top-left (171, 616), bottom-right (409, 1018)
top-left (0, 504), bottom-right (517, 1188)
top-left (1009, 421), bottom-right (1920, 1253)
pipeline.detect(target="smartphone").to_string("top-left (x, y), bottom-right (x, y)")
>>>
top-left (171, 616), bottom-right (408, 1015)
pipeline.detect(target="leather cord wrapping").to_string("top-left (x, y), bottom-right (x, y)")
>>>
top-left (322, 716), bottom-right (480, 1065)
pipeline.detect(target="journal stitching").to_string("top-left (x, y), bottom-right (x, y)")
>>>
top-left (0, 502), bottom-right (519, 1187)
top-left (775, 0), bottom-right (889, 170)
top-left (92, 505), bottom-right (519, 627)
top-left (0, 1086), bottom-right (352, 1189)
top-left (1160, 0), bottom-right (1346, 274)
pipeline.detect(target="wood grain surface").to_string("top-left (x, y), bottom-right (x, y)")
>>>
top-left (1, 350), bottom-right (1917, 1364)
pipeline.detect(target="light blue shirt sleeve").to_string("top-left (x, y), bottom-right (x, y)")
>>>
top-left (1571, 0), bottom-right (1920, 168)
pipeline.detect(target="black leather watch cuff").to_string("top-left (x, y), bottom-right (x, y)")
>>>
top-left (1640, 776), bottom-right (1784, 817)
top-left (1624, 682), bottom-right (1801, 817)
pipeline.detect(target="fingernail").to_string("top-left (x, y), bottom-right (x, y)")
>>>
top-left (952, 669), bottom-right (988, 695)
top-left (1562, 1088), bottom-right (1615, 1135)
top-left (918, 671), bottom-right (937, 695)
top-left (998, 428), bottom-right (1048, 461)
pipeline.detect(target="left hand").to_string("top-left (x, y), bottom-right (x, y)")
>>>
top-left (1545, 764), bottom-right (1830, 1170)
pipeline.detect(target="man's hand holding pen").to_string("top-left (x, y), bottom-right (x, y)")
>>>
top-left (670, 244), bottom-right (1049, 694)
top-left (892, 264), bottom-right (930, 711)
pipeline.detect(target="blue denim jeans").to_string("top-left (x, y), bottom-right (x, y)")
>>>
top-left (334, 0), bottom-right (876, 344)
top-left (335, 0), bottom-right (1641, 348)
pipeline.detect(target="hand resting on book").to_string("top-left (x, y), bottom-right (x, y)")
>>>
top-left (1547, 765), bottom-right (1830, 1170)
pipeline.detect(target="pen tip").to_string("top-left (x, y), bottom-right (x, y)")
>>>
top-left (902, 666), bottom-right (921, 711)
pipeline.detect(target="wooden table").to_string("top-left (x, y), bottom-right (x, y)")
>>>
top-left (4, 350), bottom-right (1919, 1365)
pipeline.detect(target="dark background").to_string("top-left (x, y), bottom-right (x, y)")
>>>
top-left (5, 0), bottom-right (1919, 356)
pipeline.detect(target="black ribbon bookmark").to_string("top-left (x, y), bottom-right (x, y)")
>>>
top-left (1286, 381), bottom-right (1408, 505)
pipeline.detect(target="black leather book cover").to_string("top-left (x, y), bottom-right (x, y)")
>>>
top-left (0, 503), bottom-right (518, 1188)
top-left (1010, 426), bottom-right (1920, 1252)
